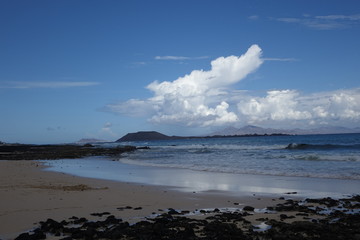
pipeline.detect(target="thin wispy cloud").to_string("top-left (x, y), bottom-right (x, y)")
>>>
top-left (275, 13), bottom-right (360, 30)
top-left (155, 56), bottom-right (210, 61)
top-left (46, 126), bottom-right (62, 131)
top-left (315, 14), bottom-right (360, 21)
top-left (263, 58), bottom-right (298, 62)
top-left (0, 81), bottom-right (100, 89)
top-left (248, 15), bottom-right (259, 20)
top-left (100, 122), bottom-right (117, 137)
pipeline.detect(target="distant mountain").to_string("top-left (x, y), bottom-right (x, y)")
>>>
top-left (210, 125), bottom-right (360, 136)
top-left (116, 131), bottom-right (181, 142)
top-left (211, 125), bottom-right (287, 136)
top-left (117, 126), bottom-right (360, 143)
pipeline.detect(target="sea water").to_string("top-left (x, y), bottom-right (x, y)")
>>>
top-left (43, 133), bottom-right (360, 196)
top-left (116, 133), bottom-right (360, 180)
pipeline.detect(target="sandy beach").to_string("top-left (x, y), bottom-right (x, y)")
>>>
top-left (0, 160), bottom-right (277, 239)
top-left (1, 159), bottom-right (359, 239)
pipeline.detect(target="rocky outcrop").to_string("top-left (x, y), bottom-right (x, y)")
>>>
top-left (15, 195), bottom-right (360, 240)
top-left (116, 131), bottom-right (181, 142)
top-left (0, 144), bottom-right (136, 160)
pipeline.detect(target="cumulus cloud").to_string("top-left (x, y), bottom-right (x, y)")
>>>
top-left (105, 44), bottom-right (360, 129)
top-left (107, 45), bottom-right (263, 126)
top-left (238, 88), bottom-right (360, 127)
top-left (238, 90), bottom-right (312, 122)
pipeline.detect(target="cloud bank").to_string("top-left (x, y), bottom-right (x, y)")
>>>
top-left (238, 89), bottom-right (360, 127)
top-left (106, 45), bottom-right (360, 129)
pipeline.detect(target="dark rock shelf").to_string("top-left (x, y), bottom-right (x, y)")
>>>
top-left (0, 144), bottom-right (136, 160)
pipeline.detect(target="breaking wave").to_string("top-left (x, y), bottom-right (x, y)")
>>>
top-left (285, 143), bottom-right (360, 150)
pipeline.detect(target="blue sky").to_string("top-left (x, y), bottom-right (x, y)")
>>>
top-left (1, 0), bottom-right (359, 144)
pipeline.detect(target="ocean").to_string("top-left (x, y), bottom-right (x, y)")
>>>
top-left (43, 133), bottom-right (360, 197)
top-left (117, 133), bottom-right (360, 180)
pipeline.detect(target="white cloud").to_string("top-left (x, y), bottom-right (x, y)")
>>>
top-left (315, 14), bottom-right (360, 21)
top-left (106, 45), bottom-right (263, 126)
top-left (0, 81), bottom-right (100, 89)
top-left (106, 44), bottom-right (360, 129)
top-left (100, 122), bottom-right (117, 137)
top-left (155, 56), bottom-right (190, 60)
top-left (276, 13), bottom-right (360, 30)
top-left (147, 45), bottom-right (263, 126)
top-left (155, 56), bottom-right (209, 61)
top-left (237, 88), bottom-right (360, 127)
top-left (263, 58), bottom-right (298, 62)
top-left (238, 90), bottom-right (312, 123)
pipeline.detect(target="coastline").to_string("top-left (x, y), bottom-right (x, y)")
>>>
top-left (1, 159), bottom-right (359, 239)
top-left (43, 157), bottom-right (360, 198)
top-left (0, 160), bottom-right (277, 239)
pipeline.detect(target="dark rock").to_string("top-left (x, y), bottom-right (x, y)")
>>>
top-left (15, 233), bottom-right (31, 240)
top-left (0, 144), bottom-right (137, 160)
top-left (204, 220), bottom-right (244, 239)
top-left (104, 215), bottom-right (122, 225)
top-left (15, 195), bottom-right (360, 240)
top-left (168, 208), bottom-right (180, 215)
top-left (73, 217), bottom-right (87, 224)
top-left (306, 197), bottom-right (339, 207)
top-left (181, 210), bottom-right (191, 214)
top-left (90, 211), bottom-right (110, 217)
top-left (243, 206), bottom-right (255, 211)
top-left (40, 218), bottom-right (64, 233)
top-left (136, 146), bottom-right (151, 150)
top-left (59, 237), bottom-right (72, 240)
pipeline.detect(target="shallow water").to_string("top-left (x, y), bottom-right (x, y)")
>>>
top-left (42, 157), bottom-right (360, 198)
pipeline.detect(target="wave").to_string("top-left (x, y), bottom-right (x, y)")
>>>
top-left (118, 158), bottom-right (360, 180)
top-left (285, 143), bottom-right (360, 151)
top-left (292, 154), bottom-right (360, 162)
top-left (157, 144), bottom-right (283, 151)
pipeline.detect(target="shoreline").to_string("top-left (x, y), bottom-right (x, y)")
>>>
top-left (1, 159), bottom-right (359, 239)
top-left (43, 157), bottom-right (360, 198)
top-left (0, 160), bottom-right (279, 239)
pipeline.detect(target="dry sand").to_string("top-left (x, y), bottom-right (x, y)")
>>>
top-left (0, 160), bottom-right (282, 239)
